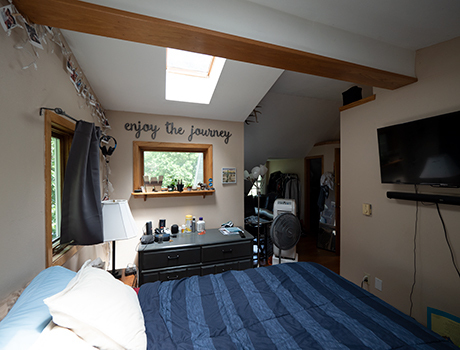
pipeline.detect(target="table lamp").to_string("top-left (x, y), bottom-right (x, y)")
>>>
top-left (102, 199), bottom-right (138, 278)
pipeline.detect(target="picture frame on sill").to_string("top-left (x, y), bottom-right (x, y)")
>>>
top-left (222, 167), bottom-right (236, 184)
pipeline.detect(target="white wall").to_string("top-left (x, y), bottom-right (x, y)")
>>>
top-left (341, 37), bottom-right (460, 326)
top-left (105, 111), bottom-right (245, 269)
top-left (0, 25), bottom-right (104, 299)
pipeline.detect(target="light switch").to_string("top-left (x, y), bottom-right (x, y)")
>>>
top-left (375, 277), bottom-right (383, 291)
top-left (362, 203), bottom-right (372, 216)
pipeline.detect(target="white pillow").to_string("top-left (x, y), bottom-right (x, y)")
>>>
top-left (30, 321), bottom-right (98, 350)
top-left (44, 261), bottom-right (146, 350)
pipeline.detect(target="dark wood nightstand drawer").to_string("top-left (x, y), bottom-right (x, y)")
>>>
top-left (215, 261), bottom-right (239, 274)
top-left (141, 247), bottom-right (201, 269)
top-left (142, 271), bottom-right (160, 283)
top-left (201, 259), bottom-right (252, 276)
top-left (202, 241), bottom-right (252, 263)
top-left (159, 268), bottom-right (188, 281)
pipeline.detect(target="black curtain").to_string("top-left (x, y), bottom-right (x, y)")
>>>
top-left (60, 121), bottom-right (103, 245)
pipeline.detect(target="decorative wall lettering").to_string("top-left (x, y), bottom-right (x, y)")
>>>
top-left (165, 122), bottom-right (185, 135)
top-left (124, 120), bottom-right (233, 144)
top-left (124, 121), bottom-right (160, 139)
top-left (188, 125), bottom-right (232, 144)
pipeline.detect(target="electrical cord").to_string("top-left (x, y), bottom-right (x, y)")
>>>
top-left (435, 203), bottom-right (460, 279)
top-left (360, 275), bottom-right (368, 289)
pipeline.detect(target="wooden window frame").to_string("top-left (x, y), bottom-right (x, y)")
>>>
top-left (45, 111), bottom-right (80, 267)
top-left (132, 141), bottom-right (214, 199)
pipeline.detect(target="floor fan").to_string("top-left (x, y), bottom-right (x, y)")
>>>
top-left (270, 212), bottom-right (301, 265)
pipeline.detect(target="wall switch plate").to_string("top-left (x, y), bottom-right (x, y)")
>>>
top-left (362, 203), bottom-right (372, 216)
top-left (375, 277), bottom-right (383, 291)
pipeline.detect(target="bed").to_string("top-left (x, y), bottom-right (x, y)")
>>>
top-left (0, 261), bottom-right (456, 349)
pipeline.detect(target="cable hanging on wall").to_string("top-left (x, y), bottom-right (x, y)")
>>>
top-left (99, 135), bottom-right (117, 201)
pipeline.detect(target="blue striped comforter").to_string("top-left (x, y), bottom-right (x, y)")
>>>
top-left (138, 262), bottom-right (455, 349)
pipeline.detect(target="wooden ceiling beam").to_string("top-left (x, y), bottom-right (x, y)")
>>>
top-left (13, 0), bottom-right (417, 90)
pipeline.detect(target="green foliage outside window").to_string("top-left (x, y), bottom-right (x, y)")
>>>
top-left (144, 151), bottom-right (203, 187)
top-left (51, 137), bottom-right (61, 242)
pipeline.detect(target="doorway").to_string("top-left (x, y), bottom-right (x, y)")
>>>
top-left (304, 156), bottom-right (323, 236)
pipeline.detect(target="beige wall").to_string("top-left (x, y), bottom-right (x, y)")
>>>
top-left (0, 26), bottom-right (104, 299)
top-left (341, 37), bottom-right (460, 326)
top-left (105, 111), bottom-right (245, 269)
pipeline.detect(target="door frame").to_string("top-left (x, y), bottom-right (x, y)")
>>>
top-left (304, 155), bottom-right (323, 234)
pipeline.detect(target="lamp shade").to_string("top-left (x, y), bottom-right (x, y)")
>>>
top-left (101, 200), bottom-right (138, 242)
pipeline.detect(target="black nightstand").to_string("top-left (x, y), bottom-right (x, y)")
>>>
top-left (137, 228), bottom-right (253, 286)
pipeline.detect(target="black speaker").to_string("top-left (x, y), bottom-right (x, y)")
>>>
top-left (145, 221), bottom-right (153, 235)
top-left (387, 191), bottom-right (460, 206)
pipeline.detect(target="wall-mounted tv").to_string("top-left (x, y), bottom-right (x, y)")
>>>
top-left (377, 110), bottom-right (460, 187)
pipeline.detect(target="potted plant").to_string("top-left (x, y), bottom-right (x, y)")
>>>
top-left (186, 182), bottom-right (192, 191)
top-left (168, 179), bottom-right (176, 192)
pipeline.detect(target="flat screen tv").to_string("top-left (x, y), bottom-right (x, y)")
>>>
top-left (377, 110), bottom-right (460, 187)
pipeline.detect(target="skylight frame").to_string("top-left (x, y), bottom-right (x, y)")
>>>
top-left (165, 48), bottom-right (226, 105)
top-left (167, 49), bottom-right (216, 78)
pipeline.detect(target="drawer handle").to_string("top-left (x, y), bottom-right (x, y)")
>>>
top-left (222, 249), bottom-right (233, 253)
top-left (167, 275), bottom-right (179, 280)
top-left (167, 254), bottom-right (180, 260)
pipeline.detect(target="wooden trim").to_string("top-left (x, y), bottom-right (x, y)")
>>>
top-left (334, 148), bottom-right (341, 257)
top-left (13, 0), bottom-right (417, 90)
top-left (314, 140), bottom-right (340, 147)
top-left (44, 111), bottom-right (80, 267)
top-left (132, 190), bottom-right (215, 201)
top-left (133, 141), bottom-right (213, 193)
top-left (339, 94), bottom-right (376, 112)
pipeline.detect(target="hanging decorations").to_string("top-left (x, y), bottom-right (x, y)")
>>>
top-left (245, 105), bottom-right (261, 125)
top-left (1, 1), bottom-right (110, 133)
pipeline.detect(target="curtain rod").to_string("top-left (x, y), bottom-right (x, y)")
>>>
top-left (40, 107), bottom-right (78, 123)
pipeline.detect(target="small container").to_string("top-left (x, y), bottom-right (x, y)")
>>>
top-left (181, 224), bottom-right (186, 233)
top-left (191, 216), bottom-right (196, 232)
top-left (197, 217), bottom-right (205, 232)
top-left (185, 215), bottom-right (192, 232)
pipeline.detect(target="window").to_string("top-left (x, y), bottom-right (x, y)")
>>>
top-left (133, 141), bottom-right (213, 198)
top-left (45, 111), bottom-right (79, 266)
top-left (249, 175), bottom-right (263, 197)
top-left (50, 135), bottom-right (62, 243)
top-left (165, 48), bottom-right (226, 104)
top-left (144, 151), bottom-right (204, 187)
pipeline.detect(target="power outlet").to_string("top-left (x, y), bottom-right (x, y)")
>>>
top-left (363, 273), bottom-right (370, 285)
top-left (362, 203), bottom-right (372, 216)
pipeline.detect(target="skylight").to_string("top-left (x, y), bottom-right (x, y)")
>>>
top-left (165, 48), bottom-right (226, 104)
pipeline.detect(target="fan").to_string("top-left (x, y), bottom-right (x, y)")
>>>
top-left (270, 212), bottom-right (301, 265)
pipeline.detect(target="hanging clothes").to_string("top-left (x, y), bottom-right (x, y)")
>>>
top-left (60, 121), bottom-right (103, 245)
top-left (317, 172), bottom-right (334, 212)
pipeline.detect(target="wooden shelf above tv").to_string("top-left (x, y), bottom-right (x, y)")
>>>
top-left (339, 94), bottom-right (376, 112)
top-left (132, 190), bottom-right (215, 201)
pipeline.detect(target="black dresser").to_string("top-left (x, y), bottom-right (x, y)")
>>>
top-left (137, 228), bottom-right (253, 285)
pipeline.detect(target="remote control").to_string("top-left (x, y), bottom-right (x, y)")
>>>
top-left (239, 230), bottom-right (245, 238)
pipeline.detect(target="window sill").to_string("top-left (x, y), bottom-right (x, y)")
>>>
top-left (52, 245), bottom-right (81, 267)
top-left (132, 189), bottom-right (215, 201)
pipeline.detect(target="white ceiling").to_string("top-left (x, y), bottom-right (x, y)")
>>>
top-left (60, 0), bottom-right (460, 130)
